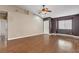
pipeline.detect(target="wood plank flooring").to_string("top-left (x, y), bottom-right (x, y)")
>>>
top-left (1, 34), bottom-right (79, 53)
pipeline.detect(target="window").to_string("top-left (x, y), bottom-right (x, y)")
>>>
top-left (58, 20), bottom-right (72, 29)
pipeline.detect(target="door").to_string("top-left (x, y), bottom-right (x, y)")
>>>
top-left (0, 12), bottom-right (7, 50)
top-left (44, 20), bottom-right (49, 34)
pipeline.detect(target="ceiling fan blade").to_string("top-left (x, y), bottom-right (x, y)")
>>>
top-left (48, 10), bottom-right (52, 12)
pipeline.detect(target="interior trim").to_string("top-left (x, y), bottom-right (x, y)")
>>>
top-left (49, 33), bottom-right (79, 39)
top-left (8, 33), bottom-right (43, 40)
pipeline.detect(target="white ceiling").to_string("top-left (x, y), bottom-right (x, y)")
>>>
top-left (17, 5), bottom-right (79, 18)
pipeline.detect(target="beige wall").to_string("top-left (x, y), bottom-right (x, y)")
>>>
top-left (8, 12), bottom-right (43, 40)
top-left (0, 6), bottom-right (43, 40)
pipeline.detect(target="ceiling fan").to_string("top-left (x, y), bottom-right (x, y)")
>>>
top-left (39, 5), bottom-right (52, 14)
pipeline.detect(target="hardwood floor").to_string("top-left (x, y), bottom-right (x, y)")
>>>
top-left (1, 34), bottom-right (79, 53)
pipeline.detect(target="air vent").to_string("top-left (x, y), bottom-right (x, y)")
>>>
top-left (24, 9), bottom-right (29, 15)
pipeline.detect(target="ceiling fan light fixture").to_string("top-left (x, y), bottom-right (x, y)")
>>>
top-left (38, 5), bottom-right (52, 16)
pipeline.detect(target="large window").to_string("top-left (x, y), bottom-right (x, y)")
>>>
top-left (58, 20), bottom-right (72, 29)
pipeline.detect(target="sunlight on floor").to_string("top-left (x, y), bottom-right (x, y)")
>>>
top-left (58, 39), bottom-right (74, 52)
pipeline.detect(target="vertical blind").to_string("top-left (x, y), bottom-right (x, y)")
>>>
top-left (58, 20), bottom-right (72, 29)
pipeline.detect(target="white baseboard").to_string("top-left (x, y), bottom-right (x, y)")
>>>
top-left (49, 33), bottom-right (79, 39)
top-left (8, 33), bottom-right (43, 40)
top-left (8, 33), bottom-right (79, 40)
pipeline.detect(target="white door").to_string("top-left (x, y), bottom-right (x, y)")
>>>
top-left (0, 19), bottom-right (7, 48)
top-left (44, 20), bottom-right (49, 34)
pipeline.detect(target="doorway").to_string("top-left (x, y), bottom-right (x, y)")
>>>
top-left (0, 11), bottom-right (8, 49)
top-left (44, 20), bottom-right (49, 34)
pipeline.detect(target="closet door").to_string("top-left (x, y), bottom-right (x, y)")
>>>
top-left (44, 20), bottom-right (49, 34)
top-left (0, 12), bottom-right (7, 50)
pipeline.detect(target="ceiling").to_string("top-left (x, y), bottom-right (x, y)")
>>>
top-left (17, 5), bottom-right (79, 18)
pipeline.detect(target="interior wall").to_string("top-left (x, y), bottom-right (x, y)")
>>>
top-left (8, 12), bottom-right (43, 40)
top-left (51, 14), bottom-right (79, 36)
top-left (0, 6), bottom-right (43, 40)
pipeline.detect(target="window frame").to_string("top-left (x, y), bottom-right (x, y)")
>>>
top-left (58, 19), bottom-right (72, 30)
